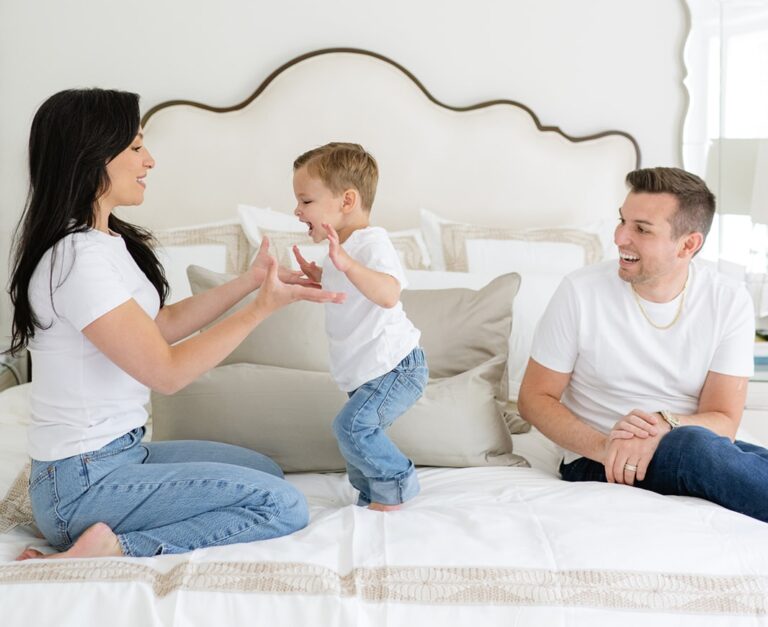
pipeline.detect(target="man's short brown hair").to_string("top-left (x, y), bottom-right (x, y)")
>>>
top-left (294, 142), bottom-right (379, 211)
top-left (626, 167), bottom-right (716, 241)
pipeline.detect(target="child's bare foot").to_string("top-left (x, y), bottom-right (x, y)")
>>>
top-left (368, 502), bottom-right (401, 512)
top-left (15, 522), bottom-right (123, 561)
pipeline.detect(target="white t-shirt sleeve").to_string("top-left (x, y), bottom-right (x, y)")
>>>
top-left (354, 234), bottom-right (408, 289)
top-left (530, 276), bottom-right (579, 374)
top-left (709, 285), bottom-right (755, 377)
top-left (53, 242), bottom-right (133, 331)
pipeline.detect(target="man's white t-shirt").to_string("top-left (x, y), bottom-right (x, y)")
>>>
top-left (27, 230), bottom-right (160, 461)
top-left (530, 259), bottom-right (755, 464)
top-left (322, 227), bottom-right (421, 392)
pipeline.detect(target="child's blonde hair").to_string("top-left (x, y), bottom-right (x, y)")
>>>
top-left (293, 142), bottom-right (378, 211)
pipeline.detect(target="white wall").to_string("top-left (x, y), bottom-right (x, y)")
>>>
top-left (0, 0), bottom-right (689, 340)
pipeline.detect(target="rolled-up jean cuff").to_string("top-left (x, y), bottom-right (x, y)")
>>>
top-left (367, 466), bottom-right (420, 505)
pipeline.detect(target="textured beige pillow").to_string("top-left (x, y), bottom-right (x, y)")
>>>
top-left (151, 360), bottom-right (525, 471)
top-left (188, 266), bottom-right (330, 371)
top-left (187, 266), bottom-right (520, 389)
top-left (175, 266), bottom-right (525, 469)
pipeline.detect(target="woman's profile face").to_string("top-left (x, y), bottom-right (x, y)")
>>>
top-left (101, 130), bottom-right (155, 210)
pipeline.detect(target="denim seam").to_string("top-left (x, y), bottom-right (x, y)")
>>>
top-left (377, 370), bottom-right (425, 423)
top-left (116, 532), bottom-right (136, 557)
top-left (47, 466), bottom-right (71, 546)
top-left (114, 486), bottom-right (279, 556)
top-left (197, 490), bottom-right (280, 549)
top-left (88, 478), bottom-right (268, 492)
top-left (84, 430), bottom-right (140, 463)
top-left (343, 374), bottom-right (393, 472)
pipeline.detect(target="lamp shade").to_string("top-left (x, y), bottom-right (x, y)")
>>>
top-left (706, 138), bottom-right (768, 222)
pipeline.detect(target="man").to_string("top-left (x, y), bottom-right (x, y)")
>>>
top-left (518, 167), bottom-right (767, 522)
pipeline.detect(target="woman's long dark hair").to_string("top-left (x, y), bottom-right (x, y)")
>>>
top-left (7, 88), bottom-right (168, 355)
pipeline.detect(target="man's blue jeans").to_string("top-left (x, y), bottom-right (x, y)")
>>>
top-left (28, 429), bottom-right (309, 556)
top-left (560, 425), bottom-right (768, 522)
top-left (333, 347), bottom-right (428, 506)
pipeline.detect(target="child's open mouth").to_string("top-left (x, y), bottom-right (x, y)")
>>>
top-left (299, 219), bottom-right (314, 236)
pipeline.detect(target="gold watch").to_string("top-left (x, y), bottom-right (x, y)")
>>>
top-left (659, 409), bottom-right (680, 430)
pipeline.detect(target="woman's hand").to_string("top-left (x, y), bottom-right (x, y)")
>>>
top-left (254, 256), bottom-right (345, 314)
top-left (292, 245), bottom-right (323, 283)
top-left (323, 223), bottom-right (354, 273)
top-left (250, 236), bottom-right (320, 289)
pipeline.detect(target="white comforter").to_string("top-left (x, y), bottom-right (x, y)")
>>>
top-left (1, 385), bottom-right (766, 626)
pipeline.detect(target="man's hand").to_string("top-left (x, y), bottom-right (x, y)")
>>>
top-left (323, 223), bottom-right (354, 273)
top-left (603, 420), bottom-right (671, 486)
top-left (251, 236), bottom-right (320, 288)
top-left (292, 245), bottom-right (323, 284)
top-left (609, 409), bottom-right (660, 441)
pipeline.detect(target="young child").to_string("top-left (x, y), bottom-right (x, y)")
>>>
top-left (291, 142), bottom-right (428, 511)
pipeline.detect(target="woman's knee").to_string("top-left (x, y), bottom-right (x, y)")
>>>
top-left (269, 482), bottom-right (309, 534)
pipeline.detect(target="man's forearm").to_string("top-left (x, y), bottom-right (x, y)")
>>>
top-left (518, 393), bottom-right (608, 463)
top-left (665, 410), bottom-right (739, 441)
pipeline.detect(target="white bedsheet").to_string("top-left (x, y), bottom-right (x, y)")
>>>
top-left (1, 384), bottom-right (767, 626)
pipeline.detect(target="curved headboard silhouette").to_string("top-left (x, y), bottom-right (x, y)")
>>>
top-left (134, 48), bottom-right (640, 232)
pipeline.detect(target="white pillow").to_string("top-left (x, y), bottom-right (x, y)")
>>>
top-left (156, 244), bottom-right (227, 303)
top-left (154, 220), bottom-right (246, 304)
top-left (419, 208), bottom-right (607, 273)
top-left (238, 204), bottom-right (431, 270)
top-left (404, 269), bottom-right (563, 402)
top-left (0, 384), bottom-right (34, 533)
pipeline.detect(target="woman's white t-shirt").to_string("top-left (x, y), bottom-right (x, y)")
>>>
top-left (27, 229), bottom-right (160, 461)
top-left (322, 227), bottom-right (421, 392)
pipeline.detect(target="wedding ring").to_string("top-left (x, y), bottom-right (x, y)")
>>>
top-left (624, 463), bottom-right (638, 472)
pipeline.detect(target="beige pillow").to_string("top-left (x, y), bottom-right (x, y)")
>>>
top-left (155, 222), bottom-right (251, 274)
top-left (419, 208), bottom-right (603, 273)
top-left (174, 266), bottom-right (525, 470)
top-left (187, 266), bottom-right (520, 390)
top-left (189, 266), bottom-right (330, 372)
top-left (151, 360), bottom-right (525, 472)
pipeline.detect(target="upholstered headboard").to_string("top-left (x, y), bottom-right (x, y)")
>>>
top-left (132, 48), bottom-right (639, 233)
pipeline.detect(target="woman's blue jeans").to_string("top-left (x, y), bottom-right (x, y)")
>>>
top-left (28, 428), bottom-right (309, 556)
top-left (333, 347), bottom-right (428, 506)
top-left (560, 425), bottom-right (768, 522)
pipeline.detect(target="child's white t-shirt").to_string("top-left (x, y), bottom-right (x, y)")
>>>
top-left (27, 230), bottom-right (160, 461)
top-left (530, 259), bottom-right (754, 463)
top-left (322, 227), bottom-right (421, 392)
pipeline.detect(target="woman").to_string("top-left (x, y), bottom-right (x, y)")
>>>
top-left (7, 88), bottom-right (344, 559)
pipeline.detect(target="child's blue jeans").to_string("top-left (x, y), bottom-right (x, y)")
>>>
top-left (28, 429), bottom-right (309, 556)
top-left (333, 347), bottom-right (428, 506)
top-left (560, 425), bottom-right (768, 522)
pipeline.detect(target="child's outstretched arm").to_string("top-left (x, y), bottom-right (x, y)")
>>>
top-left (323, 223), bottom-right (401, 309)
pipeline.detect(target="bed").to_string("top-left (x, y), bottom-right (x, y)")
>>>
top-left (1, 48), bottom-right (767, 626)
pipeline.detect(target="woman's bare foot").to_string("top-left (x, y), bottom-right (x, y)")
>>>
top-left (15, 547), bottom-right (46, 560)
top-left (15, 522), bottom-right (123, 561)
top-left (368, 502), bottom-right (401, 512)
